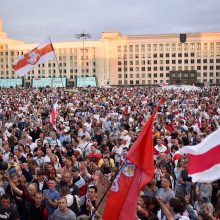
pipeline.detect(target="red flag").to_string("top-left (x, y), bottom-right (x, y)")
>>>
top-left (13, 37), bottom-right (55, 76)
top-left (102, 98), bottom-right (164, 220)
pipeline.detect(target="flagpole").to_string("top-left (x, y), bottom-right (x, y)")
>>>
top-left (91, 161), bottom-right (126, 218)
top-left (48, 36), bottom-right (65, 88)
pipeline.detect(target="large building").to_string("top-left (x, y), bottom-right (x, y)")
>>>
top-left (1, 18), bottom-right (220, 86)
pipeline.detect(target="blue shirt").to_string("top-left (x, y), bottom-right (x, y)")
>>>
top-left (43, 188), bottom-right (60, 215)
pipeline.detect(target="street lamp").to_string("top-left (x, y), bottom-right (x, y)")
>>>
top-left (75, 31), bottom-right (91, 76)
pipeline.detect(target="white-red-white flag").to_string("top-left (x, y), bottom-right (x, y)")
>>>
top-left (13, 37), bottom-right (55, 76)
top-left (181, 129), bottom-right (220, 183)
top-left (197, 117), bottom-right (202, 129)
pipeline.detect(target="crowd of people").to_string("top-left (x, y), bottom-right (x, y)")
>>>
top-left (0, 86), bottom-right (219, 220)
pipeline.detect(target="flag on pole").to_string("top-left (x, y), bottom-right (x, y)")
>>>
top-left (181, 128), bottom-right (220, 183)
top-left (13, 37), bottom-right (55, 76)
top-left (50, 103), bottom-right (57, 125)
top-left (197, 117), bottom-right (202, 129)
top-left (102, 98), bottom-right (164, 220)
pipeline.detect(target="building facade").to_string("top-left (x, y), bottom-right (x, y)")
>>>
top-left (1, 18), bottom-right (220, 86)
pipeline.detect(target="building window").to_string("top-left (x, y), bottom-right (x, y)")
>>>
top-left (141, 67), bottom-right (145, 71)
top-left (153, 54), bottom-right (157, 58)
top-left (118, 67), bottom-right (122, 72)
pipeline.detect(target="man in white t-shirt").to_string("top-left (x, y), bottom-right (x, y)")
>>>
top-left (27, 136), bottom-right (37, 152)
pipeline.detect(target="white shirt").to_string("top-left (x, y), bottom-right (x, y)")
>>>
top-left (29, 142), bottom-right (37, 152)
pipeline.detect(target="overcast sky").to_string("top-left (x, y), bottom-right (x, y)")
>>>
top-left (0, 0), bottom-right (220, 43)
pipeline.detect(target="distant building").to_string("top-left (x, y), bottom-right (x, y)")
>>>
top-left (0, 18), bottom-right (220, 86)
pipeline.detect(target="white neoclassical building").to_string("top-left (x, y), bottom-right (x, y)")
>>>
top-left (1, 18), bottom-right (220, 86)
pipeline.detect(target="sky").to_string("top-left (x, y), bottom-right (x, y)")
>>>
top-left (0, 0), bottom-right (220, 43)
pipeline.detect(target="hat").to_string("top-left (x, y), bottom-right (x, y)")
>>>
top-left (27, 136), bottom-right (32, 141)
top-left (72, 166), bottom-right (79, 172)
top-left (65, 194), bottom-right (74, 207)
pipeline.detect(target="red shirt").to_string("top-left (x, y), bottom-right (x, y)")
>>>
top-left (88, 152), bottom-right (102, 162)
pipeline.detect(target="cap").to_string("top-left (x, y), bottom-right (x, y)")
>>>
top-left (72, 166), bottom-right (79, 172)
top-left (27, 136), bottom-right (32, 141)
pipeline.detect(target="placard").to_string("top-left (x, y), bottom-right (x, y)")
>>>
top-left (96, 172), bottom-right (111, 215)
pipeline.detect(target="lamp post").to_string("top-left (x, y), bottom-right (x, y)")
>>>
top-left (75, 31), bottom-right (91, 77)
